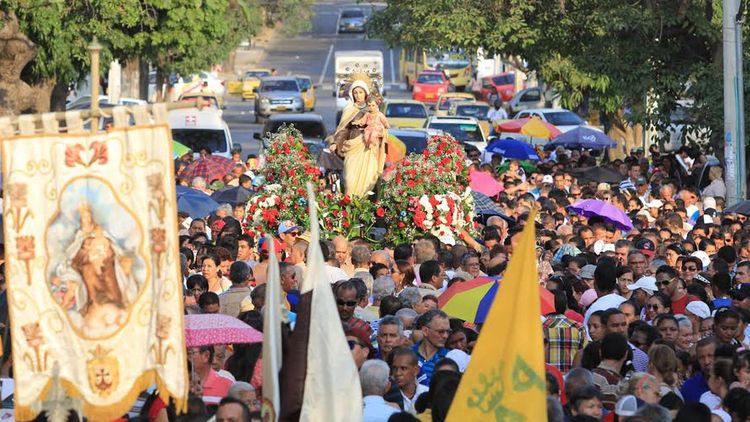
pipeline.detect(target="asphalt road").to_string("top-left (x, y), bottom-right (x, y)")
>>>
top-left (226, 1), bottom-right (408, 158)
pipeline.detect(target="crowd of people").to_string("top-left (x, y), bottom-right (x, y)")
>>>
top-left (132, 137), bottom-right (749, 422)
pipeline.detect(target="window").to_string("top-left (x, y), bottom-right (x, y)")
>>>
top-left (385, 104), bottom-right (427, 118)
top-left (297, 78), bottom-right (312, 90)
top-left (341, 10), bottom-right (364, 18)
top-left (520, 90), bottom-right (541, 102)
top-left (261, 80), bottom-right (299, 92)
top-left (427, 123), bottom-right (483, 143)
top-left (482, 79), bottom-right (492, 88)
top-left (492, 74), bottom-right (515, 86)
top-left (172, 129), bottom-right (229, 154)
top-left (245, 71), bottom-right (271, 79)
top-left (416, 74), bottom-right (445, 84)
top-left (456, 105), bottom-right (490, 118)
top-left (543, 111), bottom-right (584, 126)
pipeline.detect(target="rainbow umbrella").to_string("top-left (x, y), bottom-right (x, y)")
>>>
top-left (495, 116), bottom-right (562, 139)
top-left (439, 276), bottom-right (555, 323)
top-left (386, 133), bottom-right (407, 163)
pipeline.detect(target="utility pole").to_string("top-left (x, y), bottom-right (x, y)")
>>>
top-left (723, 0), bottom-right (746, 205)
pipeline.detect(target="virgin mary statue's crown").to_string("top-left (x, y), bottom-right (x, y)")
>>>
top-left (337, 62), bottom-right (382, 94)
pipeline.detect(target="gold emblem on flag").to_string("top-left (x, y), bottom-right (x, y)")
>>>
top-left (86, 345), bottom-right (119, 397)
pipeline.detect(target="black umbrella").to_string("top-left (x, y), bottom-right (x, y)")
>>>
top-left (470, 190), bottom-right (515, 224)
top-left (568, 166), bottom-right (623, 184)
top-left (725, 200), bottom-right (750, 215)
top-left (210, 186), bottom-right (253, 206)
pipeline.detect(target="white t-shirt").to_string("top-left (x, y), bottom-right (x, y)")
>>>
top-left (401, 384), bottom-right (429, 414)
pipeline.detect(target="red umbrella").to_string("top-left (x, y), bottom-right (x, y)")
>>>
top-left (178, 155), bottom-right (235, 183)
top-left (184, 314), bottom-right (263, 347)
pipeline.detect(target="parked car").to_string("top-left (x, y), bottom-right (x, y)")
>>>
top-left (242, 69), bottom-right (272, 100)
top-left (255, 113), bottom-right (328, 162)
top-left (66, 95), bottom-right (147, 110)
top-left (169, 108), bottom-right (234, 160)
top-left (646, 100), bottom-right (712, 152)
top-left (513, 108), bottom-right (598, 133)
top-left (390, 128), bottom-right (444, 154)
top-left (254, 77), bottom-right (304, 123)
top-left (434, 92), bottom-right (475, 117)
top-left (480, 73), bottom-right (516, 103)
top-left (295, 75), bottom-right (317, 111)
top-left (338, 8), bottom-right (367, 33)
top-left (507, 87), bottom-right (558, 114)
top-left (425, 116), bottom-right (488, 152)
top-left (381, 100), bottom-right (429, 128)
top-left (412, 70), bottom-right (452, 104)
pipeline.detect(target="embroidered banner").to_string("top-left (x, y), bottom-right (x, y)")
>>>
top-left (0, 105), bottom-right (187, 420)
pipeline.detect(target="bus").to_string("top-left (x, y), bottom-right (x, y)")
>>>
top-left (399, 49), bottom-right (473, 92)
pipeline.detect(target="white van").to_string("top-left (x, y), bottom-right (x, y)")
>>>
top-left (168, 108), bottom-right (234, 158)
top-left (334, 50), bottom-right (384, 124)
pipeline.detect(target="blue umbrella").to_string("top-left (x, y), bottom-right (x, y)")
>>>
top-left (484, 138), bottom-right (540, 161)
top-left (543, 127), bottom-right (617, 151)
top-left (211, 186), bottom-right (253, 206)
top-left (176, 185), bottom-right (220, 218)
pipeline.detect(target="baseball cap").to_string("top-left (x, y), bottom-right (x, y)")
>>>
top-left (645, 199), bottom-right (664, 209)
top-left (446, 349), bottom-right (471, 373)
top-left (691, 251), bottom-right (710, 269)
top-left (615, 395), bottom-right (639, 416)
top-left (597, 182), bottom-right (611, 191)
top-left (704, 197), bottom-right (717, 210)
top-left (626, 276), bottom-right (658, 295)
top-left (278, 220), bottom-right (302, 235)
top-left (541, 175), bottom-right (554, 184)
top-left (635, 238), bottom-right (655, 257)
top-left (636, 177), bottom-right (648, 185)
top-left (694, 272), bottom-right (712, 285)
top-left (579, 264), bottom-right (597, 280)
top-left (685, 301), bottom-right (711, 319)
top-left (209, 180), bottom-right (225, 191)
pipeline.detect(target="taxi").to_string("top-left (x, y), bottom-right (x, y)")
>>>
top-left (381, 99), bottom-right (429, 128)
top-left (242, 69), bottom-right (272, 100)
top-left (411, 70), bottom-right (452, 104)
top-left (295, 75), bottom-right (316, 111)
top-left (434, 92), bottom-right (475, 117)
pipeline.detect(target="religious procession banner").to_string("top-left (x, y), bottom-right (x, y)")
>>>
top-left (0, 105), bottom-right (187, 420)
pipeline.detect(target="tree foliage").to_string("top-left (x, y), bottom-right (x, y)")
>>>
top-left (0, 0), bottom-right (312, 109)
top-left (368, 0), bottom-right (750, 156)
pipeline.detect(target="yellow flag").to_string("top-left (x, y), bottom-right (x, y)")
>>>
top-left (446, 209), bottom-right (547, 422)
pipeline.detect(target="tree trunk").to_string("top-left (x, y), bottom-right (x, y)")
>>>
top-left (121, 57), bottom-right (141, 99)
top-left (138, 60), bottom-right (150, 101)
top-left (0, 11), bottom-right (50, 116)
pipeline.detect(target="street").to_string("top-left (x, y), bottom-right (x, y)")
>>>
top-left (226, 1), bottom-right (406, 157)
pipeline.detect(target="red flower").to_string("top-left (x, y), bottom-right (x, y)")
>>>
top-left (343, 220), bottom-right (350, 228)
top-left (398, 222), bottom-right (406, 228)
top-left (341, 195), bottom-right (351, 205)
top-left (376, 208), bottom-right (385, 217)
top-left (342, 210), bottom-right (349, 218)
top-left (406, 180), bottom-right (416, 188)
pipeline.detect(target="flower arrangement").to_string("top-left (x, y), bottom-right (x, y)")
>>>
top-left (317, 191), bottom-right (379, 239)
top-left (378, 134), bottom-right (475, 245)
top-left (243, 126), bottom-right (321, 237)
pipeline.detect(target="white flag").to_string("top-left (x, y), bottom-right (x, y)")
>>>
top-left (261, 236), bottom-right (283, 421)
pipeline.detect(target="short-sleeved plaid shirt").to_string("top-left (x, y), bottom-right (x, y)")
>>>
top-left (543, 313), bottom-right (586, 373)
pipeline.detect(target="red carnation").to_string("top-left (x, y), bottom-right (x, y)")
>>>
top-left (341, 195), bottom-right (351, 205)
top-left (376, 208), bottom-right (385, 217)
top-left (343, 220), bottom-right (350, 228)
top-left (398, 222), bottom-right (406, 228)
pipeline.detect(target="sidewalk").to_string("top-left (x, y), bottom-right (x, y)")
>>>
top-left (222, 25), bottom-right (281, 78)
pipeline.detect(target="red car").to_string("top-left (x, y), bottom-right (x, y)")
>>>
top-left (480, 73), bottom-right (516, 103)
top-left (412, 70), bottom-right (451, 103)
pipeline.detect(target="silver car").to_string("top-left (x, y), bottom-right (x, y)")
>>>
top-left (338, 9), bottom-right (366, 33)
top-left (254, 77), bottom-right (304, 123)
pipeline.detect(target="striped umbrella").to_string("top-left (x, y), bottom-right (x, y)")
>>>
top-left (439, 276), bottom-right (555, 323)
top-left (495, 116), bottom-right (562, 139)
top-left (178, 155), bottom-right (235, 183)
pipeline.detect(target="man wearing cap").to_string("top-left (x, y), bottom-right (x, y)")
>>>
top-left (627, 276), bottom-right (658, 319)
top-left (635, 177), bottom-right (652, 205)
top-left (579, 265), bottom-right (597, 289)
top-left (277, 220), bottom-right (303, 257)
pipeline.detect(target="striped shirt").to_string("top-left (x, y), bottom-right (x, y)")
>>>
top-left (543, 314), bottom-right (586, 373)
top-left (413, 342), bottom-right (448, 386)
top-left (619, 178), bottom-right (636, 191)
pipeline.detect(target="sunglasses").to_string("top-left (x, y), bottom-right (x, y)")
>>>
top-left (347, 340), bottom-right (363, 350)
top-left (682, 266), bottom-right (698, 272)
top-left (288, 231), bottom-right (301, 237)
top-left (647, 304), bottom-right (661, 310)
top-left (337, 299), bottom-right (357, 307)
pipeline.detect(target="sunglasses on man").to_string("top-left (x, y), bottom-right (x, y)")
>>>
top-left (337, 299), bottom-right (357, 307)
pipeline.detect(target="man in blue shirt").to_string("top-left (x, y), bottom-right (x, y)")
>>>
top-left (681, 337), bottom-right (717, 403)
top-left (412, 309), bottom-right (450, 386)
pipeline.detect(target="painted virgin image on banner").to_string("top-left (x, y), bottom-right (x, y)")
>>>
top-left (47, 178), bottom-right (146, 338)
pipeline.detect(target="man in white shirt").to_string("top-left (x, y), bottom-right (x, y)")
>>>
top-left (486, 99), bottom-right (508, 122)
top-left (584, 259), bottom-right (626, 334)
top-left (390, 347), bottom-right (428, 414)
top-left (360, 360), bottom-right (398, 421)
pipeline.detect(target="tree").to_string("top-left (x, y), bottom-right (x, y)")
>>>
top-left (0, 0), bottom-right (313, 114)
top-left (368, 0), bottom-right (750, 157)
